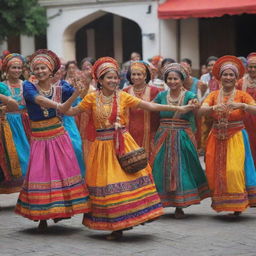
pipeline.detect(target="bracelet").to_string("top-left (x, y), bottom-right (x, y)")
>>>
top-left (212, 105), bottom-right (216, 111)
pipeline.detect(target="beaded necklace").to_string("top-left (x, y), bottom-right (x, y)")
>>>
top-left (166, 88), bottom-right (185, 106)
top-left (6, 79), bottom-right (23, 98)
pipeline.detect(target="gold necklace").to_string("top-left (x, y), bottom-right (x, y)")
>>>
top-left (100, 93), bottom-right (114, 105)
top-left (37, 84), bottom-right (53, 97)
top-left (95, 91), bottom-right (114, 127)
top-left (166, 89), bottom-right (185, 106)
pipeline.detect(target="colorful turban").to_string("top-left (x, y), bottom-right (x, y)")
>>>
top-left (212, 55), bottom-right (245, 80)
top-left (92, 57), bottom-right (119, 81)
top-left (247, 52), bottom-right (256, 64)
top-left (2, 53), bottom-right (25, 72)
top-left (162, 63), bottom-right (189, 81)
top-left (30, 49), bottom-right (60, 74)
top-left (130, 61), bottom-right (147, 74)
top-left (151, 55), bottom-right (163, 67)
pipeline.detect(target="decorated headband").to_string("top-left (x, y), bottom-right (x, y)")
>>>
top-left (30, 49), bottom-right (61, 74)
top-left (92, 57), bottom-right (119, 81)
top-left (247, 52), bottom-right (256, 64)
top-left (130, 61), bottom-right (147, 74)
top-left (212, 55), bottom-right (245, 80)
top-left (2, 53), bottom-right (25, 72)
top-left (162, 63), bottom-right (188, 81)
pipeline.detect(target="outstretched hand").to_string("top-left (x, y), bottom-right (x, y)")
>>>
top-left (177, 104), bottom-right (195, 114)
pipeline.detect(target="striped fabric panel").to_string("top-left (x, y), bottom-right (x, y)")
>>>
top-left (159, 183), bottom-right (210, 208)
top-left (83, 181), bottom-right (164, 230)
top-left (212, 192), bottom-right (250, 212)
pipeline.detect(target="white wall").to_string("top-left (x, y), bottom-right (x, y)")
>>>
top-left (180, 18), bottom-right (200, 70)
top-left (20, 35), bottom-right (35, 57)
top-left (159, 19), bottom-right (177, 60)
top-left (45, 1), bottom-right (160, 61)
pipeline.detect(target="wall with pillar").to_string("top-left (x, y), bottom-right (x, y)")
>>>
top-left (43, 1), bottom-right (160, 61)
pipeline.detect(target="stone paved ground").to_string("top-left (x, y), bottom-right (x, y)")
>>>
top-left (1, 193), bottom-right (256, 256)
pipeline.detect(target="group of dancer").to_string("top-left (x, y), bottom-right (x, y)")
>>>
top-left (1, 48), bottom-right (256, 240)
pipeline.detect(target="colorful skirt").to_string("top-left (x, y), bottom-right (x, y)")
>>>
top-left (243, 112), bottom-right (256, 167)
top-left (150, 119), bottom-right (210, 208)
top-left (206, 123), bottom-right (256, 212)
top-left (63, 115), bottom-right (86, 177)
top-left (0, 115), bottom-right (23, 193)
top-left (15, 117), bottom-right (90, 220)
top-left (83, 127), bottom-right (164, 231)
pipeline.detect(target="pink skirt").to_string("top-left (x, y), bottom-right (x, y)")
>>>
top-left (15, 117), bottom-right (90, 220)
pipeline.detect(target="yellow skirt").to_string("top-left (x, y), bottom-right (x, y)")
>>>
top-left (83, 128), bottom-right (163, 231)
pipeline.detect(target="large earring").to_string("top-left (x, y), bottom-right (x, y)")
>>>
top-left (49, 74), bottom-right (53, 78)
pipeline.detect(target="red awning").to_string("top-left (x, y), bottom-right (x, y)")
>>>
top-left (158, 0), bottom-right (256, 19)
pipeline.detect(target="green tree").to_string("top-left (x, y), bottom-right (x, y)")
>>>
top-left (0, 0), bottom-right (48, 42)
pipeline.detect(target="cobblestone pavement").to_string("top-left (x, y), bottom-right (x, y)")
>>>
top-left (1, 192), bottom-right (256, 256)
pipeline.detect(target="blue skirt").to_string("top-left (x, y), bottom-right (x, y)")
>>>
top-left (6, 113), bottom-right (30, 175)
top-left (63, 115), bottom-right (86, 177)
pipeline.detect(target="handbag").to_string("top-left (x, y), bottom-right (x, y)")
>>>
top-left (118, 147), bottom-right (148, 174)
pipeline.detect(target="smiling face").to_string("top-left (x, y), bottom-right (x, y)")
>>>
top-left (247, 61), bottom-right (256, 79)
top-left (207, 60), bottom-right (216, 74)
top-left (99, 70), bottom-right (120, 95)
top-left (220, 69), bottom-right (237, 89)
top-left (130, 70), bottom-right (146, 86)
top-left (33, 63), bottom-right (52, 82)
top-left (7, 63), bottom-right (23, 80)
top-left (67, 63), bottom-right (78, 76)
top-left (166, 71), bottom-right (183, 91)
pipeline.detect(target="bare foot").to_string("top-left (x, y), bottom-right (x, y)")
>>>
top-left (174, 208), bottom-right (186, 219)
top-left (106, 230), bottom-right (123, 241)
top-left (38, 220), bottom-right (48, 231)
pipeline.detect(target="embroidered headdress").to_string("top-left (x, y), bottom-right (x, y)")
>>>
top-left (162, 63), bottom-right (188, 81)
top-left (212, 55), bottom-right (244, 80)
top-left (2, 53), bottom-right (25, 72)
top-left (30, 49), bottom-right (61, 74)
top-left (130, 61), bottom-right (147, 74)
top-left (92, 57), bottom-right (119, 81)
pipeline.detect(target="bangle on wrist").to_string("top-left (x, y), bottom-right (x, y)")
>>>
top-left (243, 103), bottom-right (249, 111)
top-left (212, 105), bottom-right (216, 111)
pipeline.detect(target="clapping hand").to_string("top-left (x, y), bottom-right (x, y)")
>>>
top-left (212, 103), bottom-right (229, 112)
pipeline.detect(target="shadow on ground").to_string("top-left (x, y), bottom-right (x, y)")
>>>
top-left (18, 225), bottom-right (83, 236)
